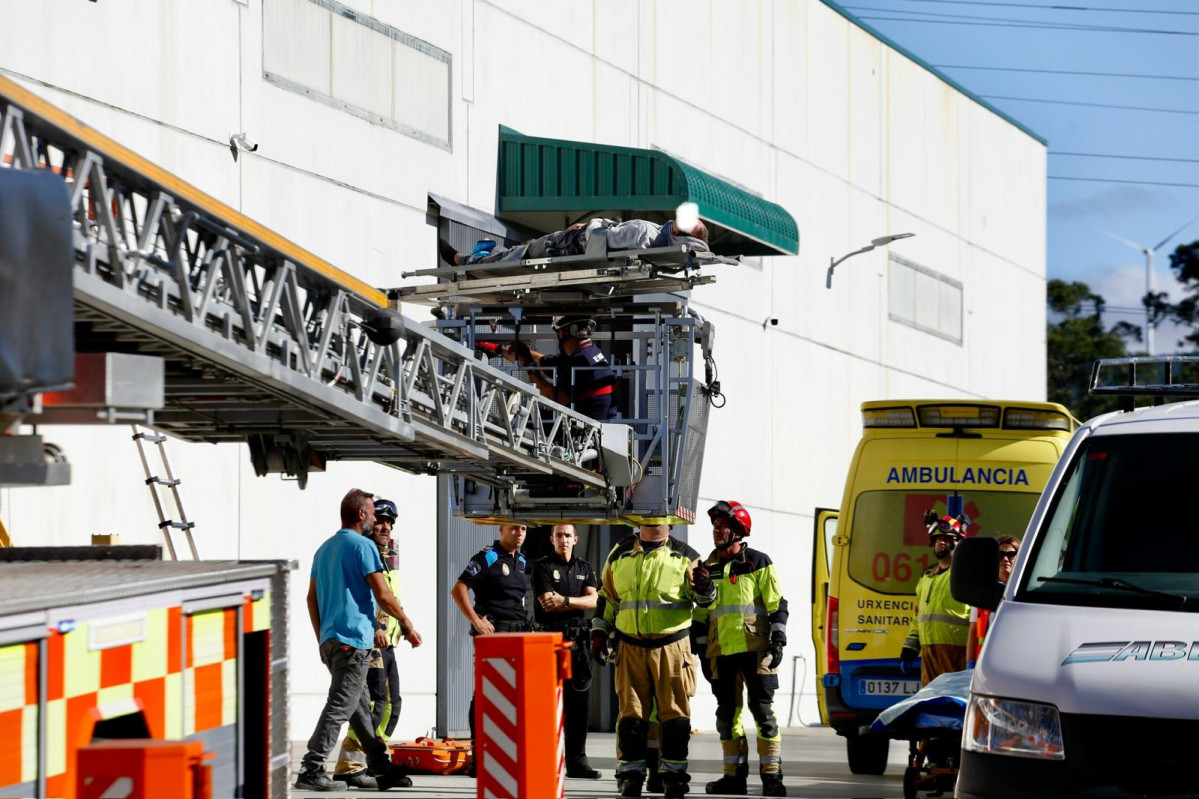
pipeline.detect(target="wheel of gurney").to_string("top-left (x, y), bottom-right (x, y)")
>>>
top-left (903, 765), bottom-right (919, 799)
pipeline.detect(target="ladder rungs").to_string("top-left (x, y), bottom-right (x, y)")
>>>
top-left (144, 477), bottom-right (181, 487)
top-left (157, 520), bottom-right (196, 530)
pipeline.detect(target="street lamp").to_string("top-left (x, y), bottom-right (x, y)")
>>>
top-left (826, 233), bottom-right (916, 289)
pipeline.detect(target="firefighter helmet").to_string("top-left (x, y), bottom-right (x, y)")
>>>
top-left (551, 315), bottom-right (596, 339)
top-left (924, 509), bottom-right (968, 541)
top-left (708, 500), bottom-right (752, 538)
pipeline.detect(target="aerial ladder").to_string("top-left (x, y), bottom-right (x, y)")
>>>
top-left (0, 74), bottom-right (738, 525)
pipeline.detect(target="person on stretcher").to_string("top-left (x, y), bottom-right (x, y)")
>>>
top-left (438, 216), bottom-right (709, 267)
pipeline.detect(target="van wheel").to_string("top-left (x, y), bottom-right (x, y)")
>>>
top-left (902, 765), bottom-right (919, 799)
top-left (846, 732), bottom-right (889, 775)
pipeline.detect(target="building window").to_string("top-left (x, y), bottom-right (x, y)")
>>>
top-left (263, 0), bottom-right (452, 150)
top-left (888, 254), bottom-right (963, 344)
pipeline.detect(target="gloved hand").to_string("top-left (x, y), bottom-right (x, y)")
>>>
top-left (761, 641), bottom-right (785, 670)
top-left (474, 341), bottom-right (501, 356)
top-left (591, 631), bottom-right (611, 666)
top-left (899, 646), bottom-right (919, 678)
top-left (513, 340), bottom-right (533, 366)
top-left (692, 563), bottom-right (713, 597)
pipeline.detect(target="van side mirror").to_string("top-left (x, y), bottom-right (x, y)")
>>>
top-left (951, 537), bottom-right (1004, 612)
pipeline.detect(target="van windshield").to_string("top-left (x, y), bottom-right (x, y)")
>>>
top-left (849, 490), bottom-right (1039, 594)
top-left (1019, 433), bottom-right (1199, 608)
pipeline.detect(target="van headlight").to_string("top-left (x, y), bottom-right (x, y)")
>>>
top-left (963, 695), bottom-right (1065, 760)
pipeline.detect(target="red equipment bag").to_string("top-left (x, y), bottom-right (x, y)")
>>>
top-left (390, 737), bottom-right (473, 775)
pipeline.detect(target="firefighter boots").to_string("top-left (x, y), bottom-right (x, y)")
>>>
top-left (619, 774), bottom-right (645, 798)
top-left (761, 773), bottom-right (788, 796)
top-left (705, 773), bottom-right (747, 795)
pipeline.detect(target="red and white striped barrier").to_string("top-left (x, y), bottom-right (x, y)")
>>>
top-left (474, 633), bottom-right (572, 799)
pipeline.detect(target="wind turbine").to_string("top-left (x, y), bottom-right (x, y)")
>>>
top-left (1104, 214), bottom-right (1199, 355)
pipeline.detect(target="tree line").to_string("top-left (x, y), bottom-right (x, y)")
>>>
top-left (1048, 240), bottom-right (1199, 421)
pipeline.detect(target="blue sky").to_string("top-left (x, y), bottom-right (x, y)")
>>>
top-left (835, 0), bottom-right (1198, 349)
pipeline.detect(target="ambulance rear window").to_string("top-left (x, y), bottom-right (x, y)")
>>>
top-left (848, 490), bottom-right (1039, 595)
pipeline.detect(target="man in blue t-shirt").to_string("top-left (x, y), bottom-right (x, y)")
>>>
top-left (296, 488), bottom-right (416, 792)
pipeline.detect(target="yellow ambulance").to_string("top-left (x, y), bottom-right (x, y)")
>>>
top-left (810, 400), bottom-right (1076, 774)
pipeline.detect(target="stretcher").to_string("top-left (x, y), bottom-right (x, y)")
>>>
top-left (868, 669), bottom-right (972, 799)
top-left (390, 737), bottom-right (473, 775)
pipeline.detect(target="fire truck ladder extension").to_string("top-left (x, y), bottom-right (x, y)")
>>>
top-left (0, 76), bottom-right (609, 487)
top-left (131, 425), bottom-right (197, 560)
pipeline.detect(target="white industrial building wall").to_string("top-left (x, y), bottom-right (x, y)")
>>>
top-left (0, 0), bottom-right (1045, 738)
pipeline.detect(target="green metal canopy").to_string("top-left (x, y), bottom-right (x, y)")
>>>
top-left (496, 126), bottom-right (799, 257)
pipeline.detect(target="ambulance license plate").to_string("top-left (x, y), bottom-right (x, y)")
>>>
top-left (859, 679), bottom-right (919, 696)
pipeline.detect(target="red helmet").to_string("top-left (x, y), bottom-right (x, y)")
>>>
top-left (708, 500), bottom-right (752, 537)
top-left (925, 511), bottom-right (968, 540)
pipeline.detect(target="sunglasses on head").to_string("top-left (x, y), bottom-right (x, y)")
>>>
top-left (999, 549), bottom-right (1018, 560)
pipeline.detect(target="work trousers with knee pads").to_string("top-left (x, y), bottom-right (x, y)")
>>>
top-left (711, 651), bottom-right (782, 776)
top-left (614, 636), bottom-right (697, 785)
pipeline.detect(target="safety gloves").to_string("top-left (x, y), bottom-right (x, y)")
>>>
top-left (899, 645), bottom-right (920, 678)
top-left (591, 630), bottom-right (612, 666)
top-left (761, 631), bottom-right (786, 670)
top-left (692, 563), bottom-right (714, 601)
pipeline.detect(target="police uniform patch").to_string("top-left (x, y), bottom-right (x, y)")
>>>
top-left (553, 569), bottom-right (561, 580)
top-left (465, 561), bottom-right (482, 576)
top-left (502, 563), bottom-right (510, 576)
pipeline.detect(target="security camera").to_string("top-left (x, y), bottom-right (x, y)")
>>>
top-left (229, 133), bottom-right (258, 161)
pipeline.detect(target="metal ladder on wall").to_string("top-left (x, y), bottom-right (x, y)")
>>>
top-left (132, 426), bottom-right (197, 560)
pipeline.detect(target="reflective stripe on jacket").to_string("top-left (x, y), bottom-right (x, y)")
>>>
top-left (593, 534), bottom-right (712, 639)
top-left (702, 547), bottom-right (788, 657)
top-left (374, 560), bottom-right (402, 648)
top-left (904, 566), bottom-right (969, 650)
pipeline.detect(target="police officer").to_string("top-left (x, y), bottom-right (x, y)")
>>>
top-left (701, 501), bottom-right (789, 797)
top-left (501, 315), bottom-right (616, 420)
top-left (532, 523), bottom-right (601, 779)
top-left (592, 522), bottom-right (716, 799)
top-left (451, 523), bottom-right (531, 742)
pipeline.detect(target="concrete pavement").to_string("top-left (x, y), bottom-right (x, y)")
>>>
top-left (291, 726), bottom-right (914, 798)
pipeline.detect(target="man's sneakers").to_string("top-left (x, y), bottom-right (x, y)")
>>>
top-left (296, 766), bottom-right (409, 792)
top-left (294, 771), bottom-right (347, 792)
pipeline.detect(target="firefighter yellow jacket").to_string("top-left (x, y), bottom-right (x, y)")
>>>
top-left (903, 565), bottom-right (969, 650)
top-left (697, 547), bottom-right (788, 657)
top-left (594, 534), bottom-right (715, 639)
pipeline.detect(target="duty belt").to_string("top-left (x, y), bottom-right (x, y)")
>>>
top-left (615, 628), bottom-right (689, 649)
top-left (539, 618), bottom-right (591, 633)
top-left (470, 617), bottom-right (532, 635)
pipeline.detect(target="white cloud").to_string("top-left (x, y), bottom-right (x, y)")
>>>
top-left (1089, 262), bottom-right (1192, 354)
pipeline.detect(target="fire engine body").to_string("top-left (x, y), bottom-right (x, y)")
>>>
top-left (0, 555), bottom-right (290, 798)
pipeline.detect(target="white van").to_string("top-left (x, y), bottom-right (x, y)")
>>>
top-left (951, 357), bottom-right (1199, 798)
